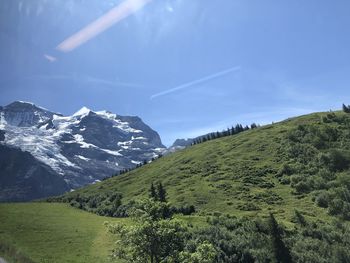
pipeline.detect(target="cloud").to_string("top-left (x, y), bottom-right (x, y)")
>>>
top-left (25, 74), bottom-right (143, 89)
top-left (56, 0), bottom-right (152, 52)
top-left (44, 54), bottom-right (57, 62)
top-left (150, 66), bottom-right (241, 99)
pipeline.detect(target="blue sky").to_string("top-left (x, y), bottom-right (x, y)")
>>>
top-left (1, 0), bottom-right (350, 145)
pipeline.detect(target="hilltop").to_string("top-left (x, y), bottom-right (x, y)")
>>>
top-left (58, 110), bottom-right (350, 224)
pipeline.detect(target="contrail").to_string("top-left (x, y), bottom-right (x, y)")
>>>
top-left (150, 66), bottom-right (241, 100)
top-left (57, 0), bottom-right (152, 52)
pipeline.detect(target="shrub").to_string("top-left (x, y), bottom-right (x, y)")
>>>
top-left (316, 192), bottom-right (330, 208)
top-left (280, 175), bottom-right (291, 185)
top-left (294, 181), bottom-right (311, 194)
top-left (319, 150), bottom-right (350, 172)
top-left (175, 205), bottom-right (196, 215)
top-left (279, 163), bottom-right (294, 176)
top-left (328, 199), bottom-right (344, 215)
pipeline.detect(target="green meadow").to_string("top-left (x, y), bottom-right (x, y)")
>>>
top-left (0, 203), bottom-right (126, 263)
top-left (2, 110), bottom-right (350, 261)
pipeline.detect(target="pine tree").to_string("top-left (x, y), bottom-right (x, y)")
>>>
top-left (251, 123), bottom-right (258, 129)
top-left (235, 124), bottom-right (241, 133)
top-left (149, 183), bottom-right (158, 200)
top-left (157, 183), bottom-right (167, 202)
top-left (269, 213), bottom-right (292, 263)
top-left (343, 103), bottom-right (350, 113)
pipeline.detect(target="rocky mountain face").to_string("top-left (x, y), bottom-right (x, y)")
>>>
top-left (0, 101), bottom-right (165, 201)
top-left (0, 144), bottom-right (69, 202)
top-left (167, 138), bottom-right (194, 153)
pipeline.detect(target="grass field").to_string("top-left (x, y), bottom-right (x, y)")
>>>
top-left (0, 203), bottom-right (127, 263)
top-left (0, 203), bottom-right (206, 263)
top-left (64, 111), bottom-right (341, 225)
top-left (2, 110), bottom-right (350, 261)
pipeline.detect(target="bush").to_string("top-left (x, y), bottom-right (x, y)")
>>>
top-left (61, 192), bottom-right (124, 217)
top-left (174, 205), bottom-right (196, 215)
top-left (277, 163), bottom-right (294, 177)
top-left (280, 175), bottom-right (291, 185)
top-left (319, 150), bottom-right (350, 172)
top-left (329, 199), bottom-right (344, 215)
top-left (316, 192), bottom-right (330, 208)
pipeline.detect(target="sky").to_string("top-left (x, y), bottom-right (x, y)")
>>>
top-left (1, 0), bottom-right (350, 146)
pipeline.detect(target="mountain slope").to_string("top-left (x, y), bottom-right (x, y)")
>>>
top-left (0, 101), bottom-right (166, 201)
top-left (0, 145), bottom-right (69, 202)
top-left (2, 110), bottom-right (350, 262)
top-left (63, 110), bottom-right (350, 222)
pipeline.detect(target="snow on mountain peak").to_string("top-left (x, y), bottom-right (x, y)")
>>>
top-left (73, 107), bottom-right (91, 117)
top-left (17, 100), bottom-right (34, 106)
top-left (95, 110), bottom-right (117, 120)
top-left (1, 101), bottom-right (166, 190)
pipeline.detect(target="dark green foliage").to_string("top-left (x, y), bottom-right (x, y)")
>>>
top-left (292, 210), bottom-right (307, 226)
top-left (191, 122), bottom-right (258, 146)
top-left (188, 216), bottom-right (273, 262)
top-left (148, 182), bottom-right (167, 202)
top-left (157, 182), bottom-right (167, 203)
top-left (342, 104), bottom-right (350, 113)
top-left (250, 123), bottom-right (258, 129)
top-left (315, 191), bottom-right (330, 208)
top-left (48, 191), bottom-right (124, 217)
top-left (282, 115), bottom-right (350, 219)
top-left (319, 149), bottom-right (350, 172)
top-left (188, 214), bottom-right (350, 263)
top-left (269, 213), bottom-right (292, 263)
top-left (172, 204), bottom-right (196, 215)
top-left (277, 163), bottom-right (294, 177)
top-left (107, 199), bottom-right (207, 263)
top-left (149, 183), bottom-right (157, 200)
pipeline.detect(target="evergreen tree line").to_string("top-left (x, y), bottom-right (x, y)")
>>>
top-left (149, 182), bottom-right (196, 216)
top-left (103, 122), bottom-right (260, 181)
top-left (191, 123), bottom-right (259, 146)
top-left (102, 154), bottom-right (164, 180)
top-left (149, 182), bottom-right (167, 202)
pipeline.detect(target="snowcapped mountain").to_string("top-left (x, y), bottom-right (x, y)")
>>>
top-left (0, 101), bottom-right (166, 201)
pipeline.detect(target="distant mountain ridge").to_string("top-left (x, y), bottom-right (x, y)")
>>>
top-left (0, 101), bottom-right (166, 201)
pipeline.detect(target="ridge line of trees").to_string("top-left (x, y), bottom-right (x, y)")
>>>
top-left (191, 123), bottom-right (259, 146)
top-left (342, 103), bottom-right (350, 113)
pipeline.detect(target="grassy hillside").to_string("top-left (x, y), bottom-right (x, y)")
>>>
top-left (60, 111), bottom-right (350, 225)
top-left (0, 203), bottom-right (127, 263)
top-left (3, 110), bottom-right (350, 262)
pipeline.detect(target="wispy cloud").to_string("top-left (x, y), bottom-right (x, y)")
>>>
top-left (150, 66), bottom-right (241, 99)
top-left (84, 76), bottom-right (143, 88)
top-left (43, 54), bottom-right (57, 62)
top-left (26, 74), bottom-right (143, 89)
top-left (56, 0), bottom-right (152, 52)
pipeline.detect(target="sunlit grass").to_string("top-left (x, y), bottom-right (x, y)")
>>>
top-left (0, 203), bottom-right (128, 263)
